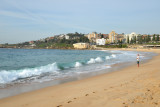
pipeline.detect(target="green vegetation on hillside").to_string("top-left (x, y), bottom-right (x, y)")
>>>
top-left (97, 44), bottom-right (128, 48)
top-left (35, 32), bottom-right (89, 49)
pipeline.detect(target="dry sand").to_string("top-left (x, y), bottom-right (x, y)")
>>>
top-left (0, 49), bottom-right (160, 107)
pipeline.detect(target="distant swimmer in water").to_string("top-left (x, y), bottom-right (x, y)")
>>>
top-left (137, 54), bottom-right (140, 67)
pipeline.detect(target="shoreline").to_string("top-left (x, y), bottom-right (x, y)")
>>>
top-left (0, 49), bottom-right (160, 107)
top-left (0, 49), bottom-right (153, 99)
top-left (0, 61), bottom-right (137, 99)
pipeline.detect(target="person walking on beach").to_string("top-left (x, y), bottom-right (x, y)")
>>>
top-left (137, 54), bottom-right (140, 67)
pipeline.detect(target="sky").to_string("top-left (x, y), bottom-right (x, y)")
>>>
top-left (0, 0), bottom-right (160, 44)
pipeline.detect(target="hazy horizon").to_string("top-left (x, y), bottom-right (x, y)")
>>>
top-left (0, 0), bottom-right (160, 44)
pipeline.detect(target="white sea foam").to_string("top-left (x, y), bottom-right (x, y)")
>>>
top-left (95, 57), bottom-right (103, 62)
top-left (87, 57), bottom-right (103, 64)
top-left (111, 54), bottom-right (116, 58)
top-left (0, 63), bottom-right (59, 84)
top-left (87, 58), bottom-right (96, 64)
top-left (106, 65), bottom-right (111, 68)
top-left (75, 62), bottom-right (82, 67)
top-left (105, 56), bottom-right (110, 60)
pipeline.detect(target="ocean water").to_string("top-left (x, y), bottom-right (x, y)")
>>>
top-left (0, 49), bottom-right (155, 88)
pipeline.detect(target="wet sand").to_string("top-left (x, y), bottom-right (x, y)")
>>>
top-left (0, 49), bottom-right (160, 107)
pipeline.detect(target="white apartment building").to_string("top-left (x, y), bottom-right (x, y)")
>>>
top-left (59, 34), bottom-right (70, 39)
top-left (125, 32), bottom-right (138, 43)
top-left (96, 38), bottom-right (106, 45)
top-left (65, 35), bottom-right (69, 39)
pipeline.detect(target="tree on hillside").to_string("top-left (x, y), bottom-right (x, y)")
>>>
top-left (133, 36), bottom-right (136, 44)
top-left (67, 32), bottom-right (84, 39)
top-left (4, 43), bottom-right (8, 45)
top-left (153, 34), bottom-right (156, 41)
top-left (130, 38), bottom-right (133, 44)
top-left (127, 36), bottom-right (129, 44)
top-left (137, 35), bottom-right (142, 44)
top-left (101, 34), bottom-right (104, 38)
top-left (156, 35), bottom-right (159, 42)
top-left (145, 37), bottom-right (148, 43)
top-left (147, 35), bottom-right (151, 42)
top-left (79, 36), bottom-right (89, 42)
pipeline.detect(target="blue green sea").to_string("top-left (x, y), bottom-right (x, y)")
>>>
top-left (0, 49), bottom-right (155, 87)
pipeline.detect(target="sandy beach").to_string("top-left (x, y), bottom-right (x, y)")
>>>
top-left (0, 49), bottom-right (160, 107)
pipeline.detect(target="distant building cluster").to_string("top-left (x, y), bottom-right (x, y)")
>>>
top-left (84, 31), bottom-right (125, 46)
top-left (2, 30), bottom-right (160, 49)
top-left (84, 31), bottom-right (160, 46)
top-left (19, 30), bottom-right (160, 49)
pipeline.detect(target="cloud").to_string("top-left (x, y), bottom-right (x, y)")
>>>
top-left (0, 10), bottom-right (36, 21)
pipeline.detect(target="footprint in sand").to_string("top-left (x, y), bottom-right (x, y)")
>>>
top-left (141, 101), bottom-right (144, 103)
top-left (85, 94), bottom-right (89, 96)
top-left (146, 88), bottom-right (150, 91)
top-left (122, 102), bottom-right (129, 107)
top-left (131, 100), bottom-right (135, 103)
top-left (67, 101), bottom-right (72, 103)
top-left (92, 92), bottom-right (96, 93)
top-left (104, 89), bottom-right (107, 91)
top-left (122, 102), bottom-right (126, 104)
top-left (153, 102), bottom-right (158, 105)
top-left (73, 98), bottom-right (77, 100)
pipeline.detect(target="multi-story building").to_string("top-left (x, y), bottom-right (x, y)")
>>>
top-left (125, 32), bottom-right (138, 43)
top-left (96, 38), bottom-right (106, 45)
top-left (65, 35), bottom-right (70, 39)
top-left (49, 37), bottom-right (54, 39)
top-left (85, 32), bottom-right (97, 42)
top-left (57, 34), bottom-right (70, 40)
top-left (117, 33), bottom-right (125, 43)
top-left (108, 31), bottom-right (118, 43)
top-left (29, 41), bottom-right (34, 44)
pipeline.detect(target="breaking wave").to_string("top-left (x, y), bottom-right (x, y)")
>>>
top-left (0, 63), bottom-right (59, 84)
top-left (0, 54), bottom-right (119, 84)
top-left (75, 62), bottom-right (82, 67)
top-left (87, 57), bottom-right (103, 64)
top-left (111, 54), bottom-right (116, 58)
